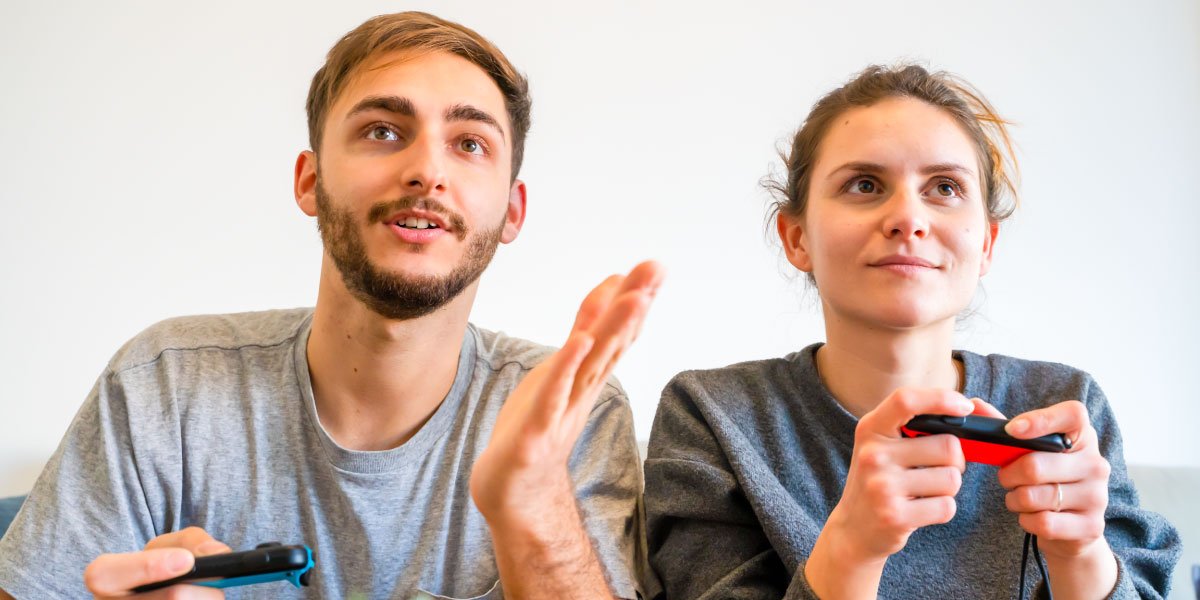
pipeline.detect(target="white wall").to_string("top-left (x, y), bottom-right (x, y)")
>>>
top-left (1, 0), bottom-right (1197, 496)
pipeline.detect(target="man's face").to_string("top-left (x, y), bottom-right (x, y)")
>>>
top-left (297, 50), bottom-right (525, 320)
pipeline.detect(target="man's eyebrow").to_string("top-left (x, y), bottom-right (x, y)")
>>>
top-left (445, 103), bottom-right (506, 142)
top-left (346, 95), bottom-right (415, 119)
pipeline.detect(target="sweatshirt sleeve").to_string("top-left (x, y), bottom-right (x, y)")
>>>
top-left (1082, 376), bottom-right (1181, 599)
top-left (643, 374), bottom-right (817, 600)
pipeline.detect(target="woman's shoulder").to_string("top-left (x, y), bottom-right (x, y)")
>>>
top-left (958, 349), bottom-right (1105, 413)
top-left (665, 346), bottom-right (817, 403)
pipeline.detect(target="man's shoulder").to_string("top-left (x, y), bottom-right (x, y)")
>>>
top-left (109, 307), bottom-right (313, 374)
top-left (467, 324), bottom-right (628, 403)
top-left (469, 324), bottom-right (554, 371)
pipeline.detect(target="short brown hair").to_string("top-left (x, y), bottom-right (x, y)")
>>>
top-left (305, 12), bottom-right (532, 179)
top-left (767, 64), bottom-right (1018, 226)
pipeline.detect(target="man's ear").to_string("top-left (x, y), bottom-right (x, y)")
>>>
top-left (777, 210), bottom-right (813, 273)
top-left (500, 179), bottom-right (527, 244)
top-left (979, 220), bottom-right (999, 277)
top-left (295, 150), bottom-right (318, 217)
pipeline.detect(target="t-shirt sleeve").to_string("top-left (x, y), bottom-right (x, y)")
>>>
top-left (1082, 377), bottom-right (1182, 599)
top-left (643, 374), bottom-right (817, 600)
top-left (567, 387), bottom-right (659, 600)
top-left (0, 368), bottom-right (161, 598)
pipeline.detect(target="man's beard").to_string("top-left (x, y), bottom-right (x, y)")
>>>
top-left (315, 179), bottom-right (504, 321)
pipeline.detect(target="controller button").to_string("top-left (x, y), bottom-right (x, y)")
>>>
top-left (255, 541), bottom-right (282, 549)
top-left (941, 416), bottom-right (966, 426)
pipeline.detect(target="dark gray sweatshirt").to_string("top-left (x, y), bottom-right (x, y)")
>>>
top-left (644, 344), bottom-right (1180, 599)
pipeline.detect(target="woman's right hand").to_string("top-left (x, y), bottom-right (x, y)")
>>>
top-left (83, 527), bottom-right (230, 599)
top-left (805, 388), bottom-right (975, 599)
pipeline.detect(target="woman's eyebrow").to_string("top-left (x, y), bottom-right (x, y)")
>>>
top-left (921, 162), bottom-right (976, 177)
top-left (827, 161), bottom-right (887, 179)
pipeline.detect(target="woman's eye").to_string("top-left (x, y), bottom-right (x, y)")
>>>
top-left (853, 179), bottom-right (877, 194)
top-left (935, 181), bottom-right (958, 197)
top-left (459, 138), bottom-right (484, 155)
top-left (368, 126), bottom-right (399, 142)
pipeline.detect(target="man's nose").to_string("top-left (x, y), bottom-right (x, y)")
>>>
top-left (397, 135), bottom-right (448, 194)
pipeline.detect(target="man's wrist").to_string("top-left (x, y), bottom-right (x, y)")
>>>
top-left (484, 477), bottom-right (579, 544)
top-left (485, 482), bottom-right (614, 600)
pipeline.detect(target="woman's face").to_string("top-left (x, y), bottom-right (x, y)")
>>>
top-left (778, 96), bottom-right (998, 332)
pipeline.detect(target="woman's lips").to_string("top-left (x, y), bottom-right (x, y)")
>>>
top-left (870, 255), bottom-right (939, 275)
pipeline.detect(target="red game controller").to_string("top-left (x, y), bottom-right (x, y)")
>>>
top-left (901, 414), bottom-right (1072, 467)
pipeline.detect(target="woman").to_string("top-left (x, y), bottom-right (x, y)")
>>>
top-left (643, 65), bottom-right (1180, 599)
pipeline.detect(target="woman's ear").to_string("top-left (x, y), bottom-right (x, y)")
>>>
top-left (979, 220), bottom-right (999, 277)
top-left (777, 210), bottom-right (814, 273)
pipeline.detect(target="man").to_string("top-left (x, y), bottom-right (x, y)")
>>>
top-left (0, 12), bottom-right (661, 599)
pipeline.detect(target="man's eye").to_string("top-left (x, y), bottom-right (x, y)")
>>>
top-left (458, 138), bottom-right (484, 155)
top-left (368, 126), bottom-right (399, 142)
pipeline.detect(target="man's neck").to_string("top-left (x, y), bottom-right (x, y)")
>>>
top-left (816, 305), bottom-right (961, 418)
top-left (306, 261), bottom-right (477, 451)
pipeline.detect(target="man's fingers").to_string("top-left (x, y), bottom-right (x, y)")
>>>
top-left (530, 333), bottom-right (595, 433)
top-left (863, 388), bottom-right (974, 439)
top-left (143, 527), bottom-right (222, 553)
top-left (569, 291), bottom-right (651, 404)
top-left (84, 548), bottom-right (194, 596)
top-left (569, 261), bottom-right (664, 335)
top-left (569, 275), bottom-right (625, 334)
top-left (1005, 400), bottom-right (1088, 441)
top-left (193, 541), bottom-right (232, 557)
top-left (127, 586), bottom-right (225, 600)
top-left (617, 260), bottom-right (666, 298)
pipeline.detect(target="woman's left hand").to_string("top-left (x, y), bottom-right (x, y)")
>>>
top-left (997, 400), bottom-right (1112, 559)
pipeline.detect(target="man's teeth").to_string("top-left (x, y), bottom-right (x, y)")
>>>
top-left (397, 217), bottom-right (438, 230)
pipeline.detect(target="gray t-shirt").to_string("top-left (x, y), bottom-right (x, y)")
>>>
top-left (0, 308), bottom-right (651, 599)
top-left (645, 344), bottom-right (1181, 599)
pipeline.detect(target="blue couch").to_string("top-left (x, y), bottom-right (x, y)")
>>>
top-left (0, 496), bottom-right (22, 539)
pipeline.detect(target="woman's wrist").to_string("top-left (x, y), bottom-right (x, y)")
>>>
top-left (1041, 538), bottom-right (1119, 600)
top-left (804, 521), bottom-right (887, 600)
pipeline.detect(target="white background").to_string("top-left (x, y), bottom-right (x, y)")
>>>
top-left (1, 0), bottom-right (1197, 496)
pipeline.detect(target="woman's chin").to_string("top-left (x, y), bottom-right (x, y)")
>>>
top-left (842, 304), bottom-right (957, 332)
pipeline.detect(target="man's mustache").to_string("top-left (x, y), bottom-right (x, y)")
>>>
top-left (367, 196), bottom-right (468, 241)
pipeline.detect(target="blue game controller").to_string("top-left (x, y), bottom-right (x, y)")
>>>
top-left (131, 542), bottom-right (315, 593)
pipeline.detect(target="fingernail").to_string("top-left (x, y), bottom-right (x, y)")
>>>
top-left (166, 549), bottom-right (192, 573)
top-left (1007, 418), bottom-right (1029, 435)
